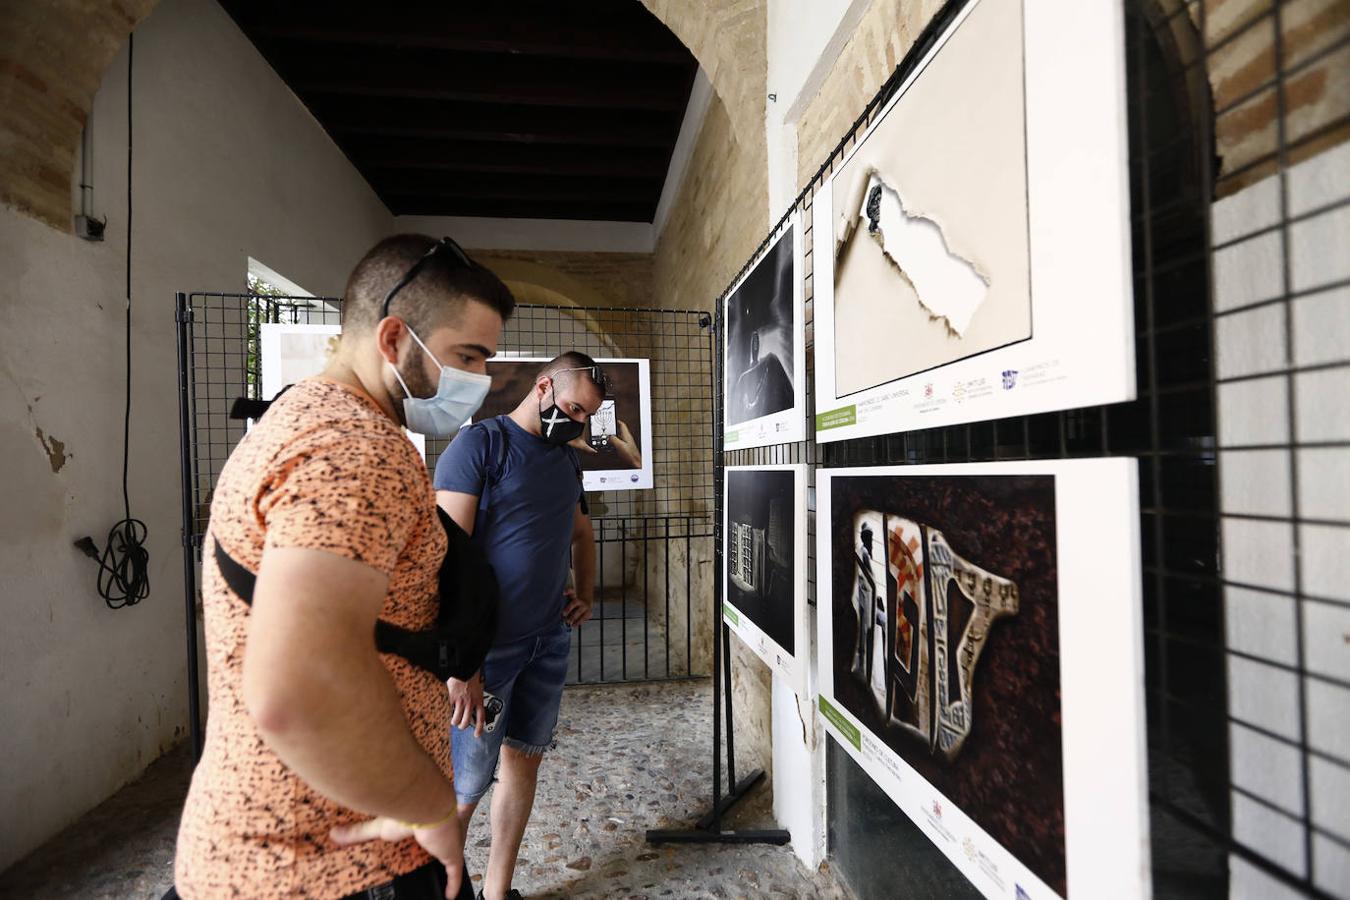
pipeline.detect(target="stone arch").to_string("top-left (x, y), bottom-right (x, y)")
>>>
top-left (1134, 0), bottom-right (1214, 196)
top-left (639, 1), bottom-right (766, 147)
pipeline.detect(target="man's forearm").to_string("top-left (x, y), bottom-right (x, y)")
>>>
top-left (250, 650), bottom-right (456, 824)
top-left (572, 534), bottom-right (596, 600)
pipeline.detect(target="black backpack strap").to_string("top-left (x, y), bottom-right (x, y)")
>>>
top-left (480, 417), bottom-right (510, 490)
top-left (564, 445), bottom-right (590, 516)
top-left (213, 519), bottom-right (493, 683)
top-left (213, 535), bottom-right (452, 674)
top-left (472, 418), bottom-right (510, 527)
top-left (228, 384), bottom-right (295, 422)
top-left (214, 536), bottom-right (258, 603)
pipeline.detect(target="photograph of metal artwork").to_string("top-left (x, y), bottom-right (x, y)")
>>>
top-left (474, 358), bottom-right (646, 473)
top-left (726, 468), bottom-right (796, 655)
top-left (829, 474), bottom-right (1064, 895)
top-left (726, 224), bottom-right (796, 428)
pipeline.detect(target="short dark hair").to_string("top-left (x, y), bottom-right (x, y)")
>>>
top-left (539, 352), bottom-right (608, 397)
top-left (342, 234), bottom-right (515, 334)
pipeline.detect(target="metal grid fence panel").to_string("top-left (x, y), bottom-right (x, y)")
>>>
top-left (177, 297), bottom-right (714, 692)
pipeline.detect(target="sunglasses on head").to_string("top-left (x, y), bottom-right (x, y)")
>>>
top-left (550, 365), bottom-right (611, 397)
top-left (381, 236), bottom-right (474, 320)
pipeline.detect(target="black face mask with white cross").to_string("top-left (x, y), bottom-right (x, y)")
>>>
top-left (538, 388), bottom-right (587, 446)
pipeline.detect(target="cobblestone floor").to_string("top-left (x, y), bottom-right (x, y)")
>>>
top-left (0, 680), bottom-right (848, 900)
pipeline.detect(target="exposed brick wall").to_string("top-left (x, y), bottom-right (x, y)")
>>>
top-left (0, 0), bottom-right (158, 230)
top-left (1206, 0), bottom-right (1350, 195)
top-left (794, 0), bottom-right (947, 191)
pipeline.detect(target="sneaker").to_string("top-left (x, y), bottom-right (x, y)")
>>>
top-left (475, 892), bottom-right (524, 900)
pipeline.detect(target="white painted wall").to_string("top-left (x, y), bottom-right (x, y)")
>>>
top-left (1212, 141), bottom-right (1350, 899)
top-left (766, 0), bottom-right (872, 217)
top-left (0, 0), bottom-right (393, 869)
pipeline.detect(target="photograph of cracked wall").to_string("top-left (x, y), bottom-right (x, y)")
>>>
top-left (830, 0), bottom-right (1031, 397)
top-left (726, 225), bottom-right (795, 428)
top-left (829, 473), bottom-right (1064, 894)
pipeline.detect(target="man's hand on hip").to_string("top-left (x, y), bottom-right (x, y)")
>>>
top-left (331, 813), bottom-right (466, 898)
top-left (447, 672), bottom-right (486, 737)
top-left (562, 588), bottom-right (594, 627)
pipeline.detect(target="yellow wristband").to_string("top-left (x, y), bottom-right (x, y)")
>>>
top-left (399, 806), bottom-right (457, 831)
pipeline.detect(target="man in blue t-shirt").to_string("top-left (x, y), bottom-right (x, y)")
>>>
top-left (433, 352), bottom-right (605, 900)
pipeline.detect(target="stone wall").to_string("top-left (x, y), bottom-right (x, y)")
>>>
top-left (794, 0), bottom-right (947, 191)
top-left (473, 250), bottom-right (656, 310)
top-left (1205, 0), bottom-right (1350, 195)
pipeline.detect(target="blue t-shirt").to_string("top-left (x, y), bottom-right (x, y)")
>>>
top-left (434, 415), bottom-right (582, 644)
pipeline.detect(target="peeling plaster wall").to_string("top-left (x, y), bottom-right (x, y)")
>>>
top-left (0, 0), bottom-right (392, 869)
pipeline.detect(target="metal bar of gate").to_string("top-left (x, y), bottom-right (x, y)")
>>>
top-left (175, 292), bottom-right (204, 760)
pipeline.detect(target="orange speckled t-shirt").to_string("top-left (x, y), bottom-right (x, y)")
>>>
top-left (175, 378), bottom-right (450, 899)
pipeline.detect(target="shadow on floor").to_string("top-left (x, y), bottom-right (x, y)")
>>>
top-left (0, 681), bottom-right (846, 900)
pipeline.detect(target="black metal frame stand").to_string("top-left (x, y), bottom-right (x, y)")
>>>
top-left (644, 620), bottom-right (790, 846)
top-left (646, 312), bottom-right (789, 848)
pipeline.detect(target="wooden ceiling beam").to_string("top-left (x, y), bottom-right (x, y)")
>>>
top-left (295, 76), bottom-right (687, 112)
top-left (348, 140), bottom-right (670, 179)
top-left (386, 196), bottom-right (656, 222)
top-left (252, 22), bottom-right (690, 65)
top-left (279, 49), bottom-right (692, 111)
top-left (313, 99), bottom-right (679, 148)
top-left (370, 173), bottom-right (659, 204)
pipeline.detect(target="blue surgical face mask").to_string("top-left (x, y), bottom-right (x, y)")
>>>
top-left (388, 326), bottom-right (491, 437)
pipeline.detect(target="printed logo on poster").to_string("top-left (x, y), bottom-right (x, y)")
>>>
top-left (924, 383), bottom-right (935, 398)
top-left (1002, 369), bottom-right (1019, 390)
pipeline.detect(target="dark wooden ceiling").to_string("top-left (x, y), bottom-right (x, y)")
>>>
top-left (218, 1), bottom-right (699, 222)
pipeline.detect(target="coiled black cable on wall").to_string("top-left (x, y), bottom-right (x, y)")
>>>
top-left (94, 32), bottom-right (150, 609)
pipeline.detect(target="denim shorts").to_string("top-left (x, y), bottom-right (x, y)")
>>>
top-left (451, 622), bottom-right (572, 805)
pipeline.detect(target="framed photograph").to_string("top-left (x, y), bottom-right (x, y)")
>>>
top-left (813, 0), bottom-right (1135, 442)
top-left (724, 213), bottom-right (806, 450)
top-left (816, 460), bottom-right (1147, 899)
top-left (474, 356), bottom-right (655, 492)
top-left (259, 322), bottom-right (425, 458)
top-left (722, 464), bottom-right (809, 693)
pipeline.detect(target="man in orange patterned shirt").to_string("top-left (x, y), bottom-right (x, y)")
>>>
top-left (173, 235), bottom-right (513, 900)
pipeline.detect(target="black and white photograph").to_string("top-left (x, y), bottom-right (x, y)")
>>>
top-left (723, 214), bottom-right (805, 450)
top-left (722, 464), bottom-right (808, 691)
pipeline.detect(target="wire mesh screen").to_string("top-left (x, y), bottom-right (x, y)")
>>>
top-left (179, 292), bottom-right (342, 544)
top-left (717, 1), bottom-right (1346, 897)
top-left (425, 303), bottom-right (716, 684)
top-left (177, 295), bottom-right (714, 689)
